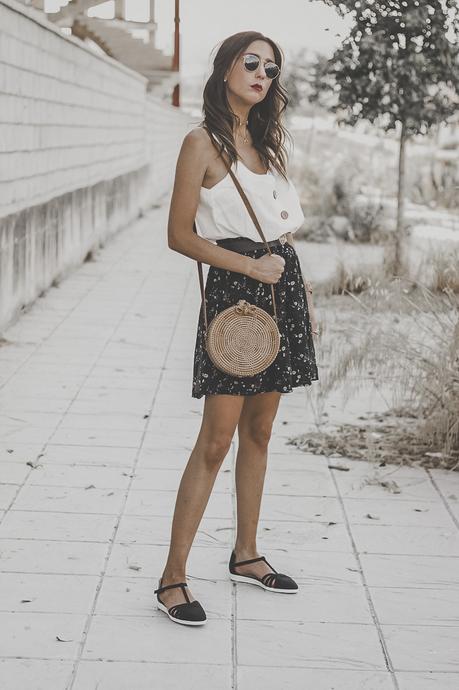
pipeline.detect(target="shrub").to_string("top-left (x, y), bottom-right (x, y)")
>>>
top-left (308, 281), bottom-right (459, 468)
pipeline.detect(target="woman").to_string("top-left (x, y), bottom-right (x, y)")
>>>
top-left (155, 30), bottom-right (319, 626)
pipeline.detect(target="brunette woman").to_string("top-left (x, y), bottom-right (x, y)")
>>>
top-left (154, 30), bottom-right (319, 626)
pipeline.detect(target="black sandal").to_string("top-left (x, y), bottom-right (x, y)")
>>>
top-left (229, 550), bottom-right (298, 593)
top-left (154, 577), bottom-right (207, 626)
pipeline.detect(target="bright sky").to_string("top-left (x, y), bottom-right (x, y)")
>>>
top-left (45, 0), bottom-right (349, 79)
top-left (156, 0), bottom-right (349, 78)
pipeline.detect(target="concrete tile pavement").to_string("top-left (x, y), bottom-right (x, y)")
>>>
top-left (0, 205), bottom-right (458, 689)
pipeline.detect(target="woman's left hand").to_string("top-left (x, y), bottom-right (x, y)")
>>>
top-left (310, 311), bottom-right (319, 337)
top-left (303, 277), bottom-right (319, 337)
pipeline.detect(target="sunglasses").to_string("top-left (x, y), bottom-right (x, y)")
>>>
top-left (241, 53), bottom-right (280, 80)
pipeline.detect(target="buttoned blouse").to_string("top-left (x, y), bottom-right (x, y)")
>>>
top-left (194, 159), bottom-right (305, 243)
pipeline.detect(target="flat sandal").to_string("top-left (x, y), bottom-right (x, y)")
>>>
top-left (154, 577), bottom-right (207, 626)
top-left (229, 550), bottom-right (298, 593)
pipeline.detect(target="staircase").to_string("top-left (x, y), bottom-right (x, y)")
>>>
top-left (45, 1), bottom-right (175, 91)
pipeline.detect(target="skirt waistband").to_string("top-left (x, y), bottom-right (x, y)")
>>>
top-left (216, 233), bottom-right (289, 252)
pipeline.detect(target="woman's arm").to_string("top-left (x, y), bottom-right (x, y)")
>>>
top-left (167, 128), bottom-right (255, 277)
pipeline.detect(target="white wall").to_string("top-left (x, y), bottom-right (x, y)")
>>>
top-left (0, 0), bottom-right (193, 331)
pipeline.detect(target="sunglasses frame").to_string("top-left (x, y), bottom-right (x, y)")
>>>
top-left (241, 53), bottom-right (281, 80)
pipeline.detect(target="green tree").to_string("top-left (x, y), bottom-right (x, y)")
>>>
top-left (310, 0), bottom-right (459, 273)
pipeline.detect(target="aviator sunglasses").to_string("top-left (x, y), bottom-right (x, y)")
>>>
top-left (242, 53), bottom-right (280, 80)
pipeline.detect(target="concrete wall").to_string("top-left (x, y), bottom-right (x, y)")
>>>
top-left (0, 0), bottom-right (192, 332)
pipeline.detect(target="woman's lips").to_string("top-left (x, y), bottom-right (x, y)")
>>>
top-left (250, 84), bottom-right (263, 92)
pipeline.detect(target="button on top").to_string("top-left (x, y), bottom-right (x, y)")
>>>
top-left (273, 189), bottom-right (278, 199)
top-left (281, 210), bottom-right (289, 219)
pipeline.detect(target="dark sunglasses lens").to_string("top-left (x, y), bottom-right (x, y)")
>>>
top-left (265, 63), bottom-right (280, 79)
top-left (243, 54), bottom-right (259, 71)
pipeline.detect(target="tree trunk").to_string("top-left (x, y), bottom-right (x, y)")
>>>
top-left (394, 120), bottom-right (407, 275)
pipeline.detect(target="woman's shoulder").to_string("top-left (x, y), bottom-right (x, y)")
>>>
top-left (180, 127), bottom-right (223, 174)
top-left (182, 126), bottom-right (214, 155)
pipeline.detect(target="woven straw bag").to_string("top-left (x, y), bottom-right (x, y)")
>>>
top-left (193, 155), bottom-right (281, 377)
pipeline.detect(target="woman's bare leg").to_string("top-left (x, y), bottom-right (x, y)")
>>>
top-left (233, 391), bottom-right (282, 580)
top-left (158, 394), bottom-right (244, 609)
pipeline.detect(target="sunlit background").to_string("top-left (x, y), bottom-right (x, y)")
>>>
top-left (43, 0), bottom-right (349, 78)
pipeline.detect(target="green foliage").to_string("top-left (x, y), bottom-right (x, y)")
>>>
top-left (311, 0), bottom-right (459, 134)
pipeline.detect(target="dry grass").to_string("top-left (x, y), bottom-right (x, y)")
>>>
top-left (430, 250), bottom-right (459, 293)
top-left (312, 242), bottom-right (459, 297)
top-left (295, 280), bottom-right (459, 469)
top-left (320, 258), bottom-right (388, 296)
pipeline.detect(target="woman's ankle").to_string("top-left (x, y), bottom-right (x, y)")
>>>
top-left (161, 568), bottom-right (187, 583)
top-left (233, 544), bottom-right (259, 559)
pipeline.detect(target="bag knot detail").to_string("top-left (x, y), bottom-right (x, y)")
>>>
top-left (235, 300), bottom-right (257, 316)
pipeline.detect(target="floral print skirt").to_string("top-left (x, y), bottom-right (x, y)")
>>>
top-left (191, 239), bottom-right (319, 398)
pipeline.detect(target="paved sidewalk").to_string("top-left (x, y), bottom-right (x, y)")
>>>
top-left (0, 205), bottom-right (458, 690)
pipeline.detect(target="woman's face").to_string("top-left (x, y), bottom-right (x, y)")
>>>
top-left (224, 40), bottom-right (277, 105)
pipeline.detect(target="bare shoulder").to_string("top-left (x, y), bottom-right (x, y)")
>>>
top-left (183, 126), bottom-right (229, 189)
top-left (176, 127), bottom-right (223, 189)
top-left (180, 126), bottom-right (214, 162)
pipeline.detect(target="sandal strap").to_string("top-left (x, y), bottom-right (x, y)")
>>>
top-left (233, 554), bottom-right (278, 575)
top-left (169, 600), bottom-right (199, 618)
top-left (261, 572), bottom-right (280, 587)
top-left (233, 555), bottom-right (268, 567)
top-left (154, 581), bottom-right (190, 603)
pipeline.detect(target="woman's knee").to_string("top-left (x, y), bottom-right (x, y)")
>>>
top-left (199, 433), bottom-right (234, 468)
top-left (241, 420), bottom-right (273, 448)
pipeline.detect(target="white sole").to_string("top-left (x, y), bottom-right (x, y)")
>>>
top-left (156, 601), bottom-right (207, 626)
top-left (229, 572), bottom-right (298, 593)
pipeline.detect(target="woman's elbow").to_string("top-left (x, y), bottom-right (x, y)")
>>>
top-left (167, 226), bottom-right (181, 251)
top-left (167, 234), bottom-right (178, 251)
top-left (168, 230), bottom-right (188, 253)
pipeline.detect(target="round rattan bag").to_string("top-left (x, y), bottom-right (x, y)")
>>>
top-left (205, 299), bottom-right (281, 377)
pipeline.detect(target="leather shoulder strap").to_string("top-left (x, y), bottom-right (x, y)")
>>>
top-left (193, 131), bottom-right (278, 330)
top-left (225, 166), bottom-right (272, 254)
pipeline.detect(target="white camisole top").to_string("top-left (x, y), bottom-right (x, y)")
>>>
top-left (194, 159), bottom-right (305, 243)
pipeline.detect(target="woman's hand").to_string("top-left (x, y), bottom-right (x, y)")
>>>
top-left (310, 313), bottom-right (319, 337)
top-left (249, 253), bottom-right (286, 284)
top-left (303, 278), bottom-right (319, 337)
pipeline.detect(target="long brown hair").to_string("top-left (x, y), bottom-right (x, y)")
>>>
top-left (200, 31), bottom-right (292, 180)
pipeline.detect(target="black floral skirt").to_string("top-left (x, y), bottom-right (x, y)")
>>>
top-left (191, 239), bottom-right (319, 398)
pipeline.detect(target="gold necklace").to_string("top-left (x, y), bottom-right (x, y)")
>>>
top-left (236, 119), bottom-right (249, 144)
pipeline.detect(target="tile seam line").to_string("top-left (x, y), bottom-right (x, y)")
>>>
top-left (0, 654), bottom-right (231, 665)
top-left (0, 570), bottom-right (372, 584)
top-left (66, 257), bottom-right (194, 690)
top-left (4, 511), bottom-right (355, 523)
top-left (1, 535), bottom-right (457, 557)
top-left (4, 610), bottom-right (459, 628)
top-left (0, 655), bottom-right (391, 670)
top-left (18, 511), bottom-right (450, 527)
top-left (0, 218), bottom-right (161, 526)
top-left (328, 467), bottom-right (400, 690)
top-left (426, 469), bottom-right (459, 531)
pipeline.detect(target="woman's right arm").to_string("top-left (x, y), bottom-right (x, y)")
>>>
top-left (167, 129), bottom-right (284, 284)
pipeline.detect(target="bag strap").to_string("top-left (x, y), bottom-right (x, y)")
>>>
top-left (193, 142), bottom-right (279, 335)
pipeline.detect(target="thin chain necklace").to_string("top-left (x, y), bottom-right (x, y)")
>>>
top-left (236, 119), bottom-right (249, 144)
